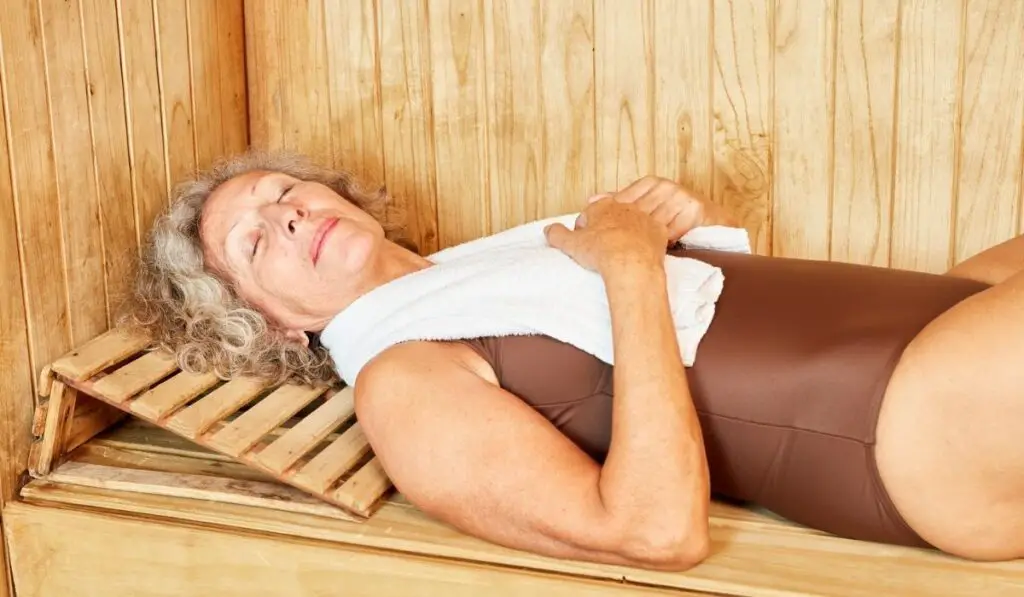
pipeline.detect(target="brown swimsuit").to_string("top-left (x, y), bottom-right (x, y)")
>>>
top-left (457, 248), bottom-right (991, 548)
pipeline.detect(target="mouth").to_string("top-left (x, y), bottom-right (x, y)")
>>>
top-left (310, 218), bottom-right (339, 265)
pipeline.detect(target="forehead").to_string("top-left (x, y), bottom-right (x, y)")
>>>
top-left (199, 169), bottom-right (277, 270)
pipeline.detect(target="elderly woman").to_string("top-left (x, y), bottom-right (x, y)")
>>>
top-left (127, 150), bottom-right (1024, 571)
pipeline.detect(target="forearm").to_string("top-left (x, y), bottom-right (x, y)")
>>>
top-left (595, 255), bottom-right (711, 557)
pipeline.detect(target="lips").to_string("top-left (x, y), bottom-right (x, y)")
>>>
top-left (310, 218), bottom-right (339, 265)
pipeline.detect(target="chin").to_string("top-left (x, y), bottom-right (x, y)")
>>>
top-left (336, 229), bottom-right (378, 273)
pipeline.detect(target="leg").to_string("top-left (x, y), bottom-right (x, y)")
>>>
top-left (875, 267), bottom-right (1024, 560)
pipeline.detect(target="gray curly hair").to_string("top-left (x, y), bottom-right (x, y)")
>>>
top-left (118, 149), bottom-right (412, 387)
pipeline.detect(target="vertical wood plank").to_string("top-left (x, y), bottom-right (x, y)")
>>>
top-left (40, 0), bottom-right (108, 341)
top-left (890, 0), bottom-right (965, 273)
top-left (654, 0), bottom-right (713, 199)
top-left (952, 0), bottom-right (1024, 264)
top-left (830, 0), bottom-right (899, 266)
top-left (324, 0), bottom-right (385, 183)
top-left (80, 0), bottom-right (139, 307)
top-left (0, 0), bottom-right (72, 380)
top-left (189, 0), bottom-right (248, 167)
top-left (772, 0), bottom-right (836, 260)
top-left (154, 0), bottom-right (197, 189)
top-left (484, 0), bottom-right (595, 231)
top-left (378, 0), bottom-right (440, 254)
top-left (428, 0), bottom-right (490, 248)
top-left (0, 3), bottom-right (34, 507)
top-left (118, 0), bottom-right (169, 234)
top-left (244, 0), bottom-right (330, 161)
top-left (594, 0), bottom-right (653, 191)
top-left (712, 0), bottom-right (773, 254)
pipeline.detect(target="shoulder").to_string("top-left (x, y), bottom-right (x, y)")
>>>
top-left (354, 340), bottom-right (499, 411)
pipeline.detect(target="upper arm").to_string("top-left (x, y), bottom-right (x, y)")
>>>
top-left (352, 342), bottom-right (633, 564)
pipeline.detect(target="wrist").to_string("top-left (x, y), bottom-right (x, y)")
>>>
top-left (599, 252), bottom-right (666, 286)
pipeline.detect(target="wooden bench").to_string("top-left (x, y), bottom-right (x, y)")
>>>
top-left (14, 329), bottom-right (1024, 596)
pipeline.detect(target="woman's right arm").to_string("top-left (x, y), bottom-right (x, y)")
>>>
top-left (354, 197), bottom-right (711, 571)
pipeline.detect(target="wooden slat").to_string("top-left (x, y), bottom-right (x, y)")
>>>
top-left (952, 0), bottom-right (1024, 265)
top-left (427, 0), bottom-right (491, 247)
top-left (40, 0), bottom-right (108, 343)
top-left (594, 0), bottom-right (653, 191)
top-left (118, 0), bottom-right (169, 234)
top-left (48, 328), bottom-right (149, 383)
top-left (47, 461), bottom-right (358, 522)
top-left (6, 503), bottom-right (700, 597)
top-left (89, 351), bottom-right (179, 404)
top-left (653, 0), bottom-right (712, 197)
top-left (165, 378), bottom-right (268, 437)
top-left (32, 382), bottom-right (75, 476)
top-left (19, 477), bottom-right (1024, 597)
top-left (291, 422), bottom-right (371, 494)
top-left (772, 0), bottom-right (836, 260)
top-left (323, 0), bottom-right (384, 183)
top-left (890, 0), bottom-right (965, 273)
top-left (80, 0), bottom-right (141, 301)
top-left (483, 0), bottom-right (596, 230)
top-left (154, 0), bottom-right (197, 191)
top-left (131, 370), bottom-right (221, 421)
top-left (333, 457), bottom-right (391, 516)
top-left (255, 388), bottom-right (356, 474)
top-left (206, 385), bottom-right (327, 457)
top-left (0, 0), bottom-right (72, 383)
top-left (377, 0), bottom-right (440, 254)
top-left (830, 0), bottom-right (899, 267)
top-left (711, 0), bottom-right (773, 255)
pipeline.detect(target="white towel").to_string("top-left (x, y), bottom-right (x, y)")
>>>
top-left (319, 213), bottom-right (752, 386)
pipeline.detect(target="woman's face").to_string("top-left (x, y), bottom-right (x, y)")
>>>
top-left (200, 170), bottom-right (384, 339)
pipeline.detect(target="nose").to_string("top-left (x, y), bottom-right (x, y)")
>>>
top-left (263, 202), bottom-right (308, 237)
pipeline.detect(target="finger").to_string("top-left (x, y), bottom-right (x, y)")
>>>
top-left (611, 176), bottom-right (661, 204)
top-left (543, 223), bottom-right (574, 250)
top-left (586, 192), bottom-right (611, 204)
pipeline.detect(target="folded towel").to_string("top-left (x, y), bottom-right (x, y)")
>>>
top-left (320, 213), bottom-right (752, 386)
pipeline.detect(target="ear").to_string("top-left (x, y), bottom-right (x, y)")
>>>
top-left (282, 328), bottom-right (310, 347)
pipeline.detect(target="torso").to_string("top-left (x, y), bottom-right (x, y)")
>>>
top-left (451, 248), bottom-right (990, 548)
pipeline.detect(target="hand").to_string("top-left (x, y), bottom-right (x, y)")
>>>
top-left (588, 176), bottom-right (738, 243)
top-left (544, 198), bottom-right (668, 274)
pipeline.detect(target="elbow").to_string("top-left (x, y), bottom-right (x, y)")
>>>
top-left (621, 520), bottom-right (711, 571)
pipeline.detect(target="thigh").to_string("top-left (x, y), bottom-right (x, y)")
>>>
top-left (875, 270), bottom-right (1024, 560)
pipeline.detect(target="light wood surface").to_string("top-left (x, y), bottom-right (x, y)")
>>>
top-left (246, 0), bottom-right (1024, 268)
top-left (15, 424), bottom-right (1024, 597)
top-left (4, 502), bottom-right (704, 597)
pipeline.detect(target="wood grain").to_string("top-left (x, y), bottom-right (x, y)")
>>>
top-left (484, 0), bottom-right (596, 230)
top-left (772, 0), bottom-right (836, 260)
top-left (377, 0), bottom-right (440, 254)
top-left (154, 0), bottom-right (197, 190)
top-left (712, 0), bottom-right (773, 254)
top-left (40, 0), bottom-right (108, 342)
top-left (79, 0), bottom-right (139, 309)
top-left (595, 0), bottom-right (653, 191)
top-left (118, 0), bottom-right (169, 233)
top-left (890, 0), bottom-right (965, 273)
top-left (0, 0), bottom-right (72, 389)
top-left (654, 0), bottom-right (713, 199)
top-left (428, 0), bottom-right (491, 247)
top-left (324, 0), bottom-right (385, 182)
top-left (4, 502), bottom-right (701, 597)
top-left (952, 0), bottom-right (1024, 264)
top-left (830, 0), bottom-right (900, 266)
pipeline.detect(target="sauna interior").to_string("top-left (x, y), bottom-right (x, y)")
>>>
top-left (2, 0), bottom-right (1024, 595)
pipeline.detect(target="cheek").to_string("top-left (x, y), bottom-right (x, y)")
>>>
top-left (338, 228), bottom-right (376, 272)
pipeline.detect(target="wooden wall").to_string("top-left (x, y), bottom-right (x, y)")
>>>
top-left (0, 2), bottom-right (248, 578)
top-left (245, 0), bottom-right (1024, 268)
